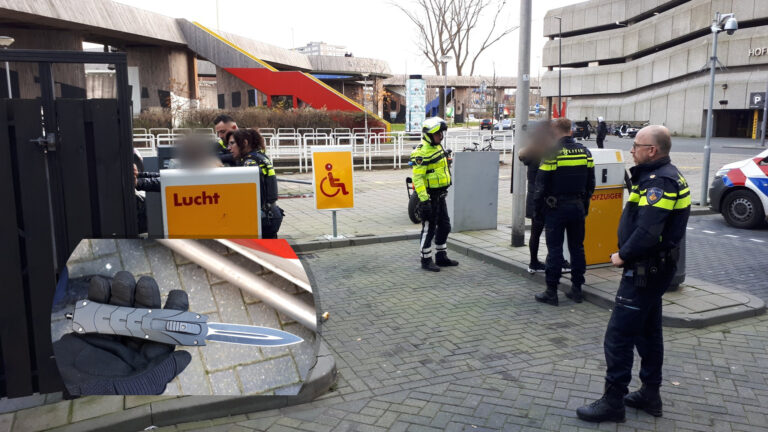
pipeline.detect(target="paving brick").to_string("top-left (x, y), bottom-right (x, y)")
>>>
top-left (238, 356), bottom-right (300, 394)
top-left (12, 400), bottom-right (70, 432)
top-left (70, 396), bottom-right (123, 422)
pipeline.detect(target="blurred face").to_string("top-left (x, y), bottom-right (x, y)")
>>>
top-left (630, 130), bottom-right (658, 165)
top-left (215, 121), bottom-right (237, 139)
top-left (432, 130), bottom-right (444, 144)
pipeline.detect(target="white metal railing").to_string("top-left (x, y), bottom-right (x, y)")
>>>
top-left (303, 133), bottom-right (333, 148)
top-left (155, 133), bottom-right (185, 147)
top-left (297, 128), bottom-right (314, 136)
top-left (131, 127), bottom-right (428, 170)
top-left (133, 133), bottom-right (156, 158)
top-left (269, 134), bottom-right (305, 172)
top-left (149, 127), bottom-right (170, 136)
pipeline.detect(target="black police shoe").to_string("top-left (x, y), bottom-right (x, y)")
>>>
top-left (421, 257), bottom-right (440, 272)
top-left (576, 384), bottom-right (626, 423)
top-left (565, 285), bottom-right (583, 303)
top-left (435, 251), bottom-right (459, 267)
top-left (534, 286), bottom-right (558, 306)
top-left (624, 384), bottom-right (663, 417)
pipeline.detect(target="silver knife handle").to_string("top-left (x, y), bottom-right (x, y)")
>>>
top-left (72, 300), bottom-right (209, 346)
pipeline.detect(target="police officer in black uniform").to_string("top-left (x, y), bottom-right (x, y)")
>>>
top-left (577, 125), bottom-right (690, 423)
top-left (214, 114), bottom-right (237, 166)
top-left (227, 129), bottom-right (283, 239)
top-left (533, 118), bottom-right (595, 306)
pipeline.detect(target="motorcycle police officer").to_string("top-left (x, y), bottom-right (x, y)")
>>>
top-left (577, 125), bottom-right (690, 422)
top-left (533, 118), bottom-right (595, 305)
top-left (410, 117), bottom-right (459, 271)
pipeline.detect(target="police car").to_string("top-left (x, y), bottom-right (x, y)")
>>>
top-left (708, 149), bottom-right (768, 229)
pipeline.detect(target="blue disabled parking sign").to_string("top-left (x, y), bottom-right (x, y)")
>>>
top-left (535, 103), bottom-right (540, 114)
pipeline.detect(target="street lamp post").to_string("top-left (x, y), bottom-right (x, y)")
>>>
top-left (701, 12), bottom-right (738, 206)
top-left (361, 72), bottom-right (370, 133)
top-left (0, 36), bottom-right (14, 99)
top-left (440, 55), bottom-right (452, 119)
top-left (553, 16), bottom-right (562, 117)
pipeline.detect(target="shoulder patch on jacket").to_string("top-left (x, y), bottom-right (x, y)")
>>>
top-left (243, 158), bottom-right (258, 167)
top-left (413, 156), bottom-right (423, 165)
top-left (646, 187), bottom-right (663, 205)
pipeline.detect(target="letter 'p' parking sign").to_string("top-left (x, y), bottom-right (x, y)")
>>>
top-left (749, 92), bottom-right (767, 109)
top-left (161, 167), bottom-right (261, 238)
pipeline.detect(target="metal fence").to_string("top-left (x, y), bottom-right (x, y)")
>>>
top-left (133, 128), bottom-right (515, 170)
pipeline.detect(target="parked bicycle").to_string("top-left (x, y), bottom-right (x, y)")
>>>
top-left (462, 135), bottom-right (502, 152)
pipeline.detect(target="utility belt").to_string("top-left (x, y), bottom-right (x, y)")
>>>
top-left (427, 186), bottom-right (449, 199)
top-left (544, 194), bottom-right (585, 209)
top-left (625, 247), bottom-right (680, 289)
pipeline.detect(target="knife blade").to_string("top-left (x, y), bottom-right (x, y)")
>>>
top-left (67, 300), bottom-right (303, 347)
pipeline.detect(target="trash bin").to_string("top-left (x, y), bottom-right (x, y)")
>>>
top-left (446, 151), bottom-right (500, 231)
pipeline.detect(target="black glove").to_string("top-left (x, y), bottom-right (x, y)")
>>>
top-left (53, 271), bottom-right (192, 396)
top-left (418, 199), bottom-right (433, 220)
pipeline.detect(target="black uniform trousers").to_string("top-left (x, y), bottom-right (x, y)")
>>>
top-left (261, 205), bottom-right (284, 239)
top-left (419, 190), bottom-right (451, 258)
top-left (544, 200), bottom-right (587, 287)
top-left (596, 134), bottom-right (605, 149)
top-left (604, 261), bottom-right (676, 389)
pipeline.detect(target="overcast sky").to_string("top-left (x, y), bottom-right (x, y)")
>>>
top-left (115, 0), bottom-right (584, 77)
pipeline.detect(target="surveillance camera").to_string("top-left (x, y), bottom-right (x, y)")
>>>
top-left (724, 17), bottom-right (738, 35)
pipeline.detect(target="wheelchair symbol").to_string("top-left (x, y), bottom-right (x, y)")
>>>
top-left (319, 163), bottom-right (349, 198)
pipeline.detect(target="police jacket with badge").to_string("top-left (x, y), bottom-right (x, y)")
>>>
top-left (618, 156), bottom-right (690, 270)
top-left (533, 136), bottom-right (595, 212)
top-left (410, 134), bottom-right (451, 202)
top-left (240, 150), bottom-right (283, 237)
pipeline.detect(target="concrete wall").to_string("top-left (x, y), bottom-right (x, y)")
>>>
top-left (542, 27), bottom-right (768, 97)
top-left (0, 28), bottom-right (85, 99)
top-left (543, 0), bottom-right (768, 67)
top-left (562, 69), bottom-right (768, 136)
top-left (126, 47), bottom-right (196, 110)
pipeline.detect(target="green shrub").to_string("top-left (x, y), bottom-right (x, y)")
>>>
top-left (178, 107), bottom-right (388, 131)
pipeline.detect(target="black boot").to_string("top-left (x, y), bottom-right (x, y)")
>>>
top-left (576, 383), bottom-right (626, 423)
top-left (624, 384), bottom-right (662, 417)
top-left (421, 257), bottom-right (440, 272)
top-left (534, 286), bottom-right (559, 306)
top-left (435, 251), bottom-right (459, 267)
top-left (566, 284), bottom-right (583, 303)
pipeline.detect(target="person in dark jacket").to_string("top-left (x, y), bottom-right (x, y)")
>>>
top-left (133, 164), bottom-right (160, 234)
top-left (596, 116), bottom-right (608, 148)
top-left (583, 117), bottom-right (592, 140)
top-left (576, 125), bottom-right (690, 423)
top-left (533, 118), bottom-right (595, 306)
top-left (226, 128), bottom-right (283, 239)
top-left (519, 121), bottom-right (555, 273)
top-left (213, 114), bottom-right (237, 166)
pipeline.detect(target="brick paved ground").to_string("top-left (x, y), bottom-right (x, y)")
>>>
top-left (53, 238), bottom-right (316, 398)
top-left (161, 242), bottom-right (768, 431)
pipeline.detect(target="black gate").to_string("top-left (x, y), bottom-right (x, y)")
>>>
top-left (0, 50), bottom-right (136, 398)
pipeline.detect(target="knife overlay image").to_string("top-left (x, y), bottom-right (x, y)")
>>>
top-left (51, 239), bottom-right (317, 396)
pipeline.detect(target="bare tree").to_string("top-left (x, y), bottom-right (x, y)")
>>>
top-left (393, 0), bottom-right (517, 76)
top-left (393, 0), bottom-right (453, 75)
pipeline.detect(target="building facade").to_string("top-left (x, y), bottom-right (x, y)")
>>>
top-left (542, 0), bottom-right (768, 138)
